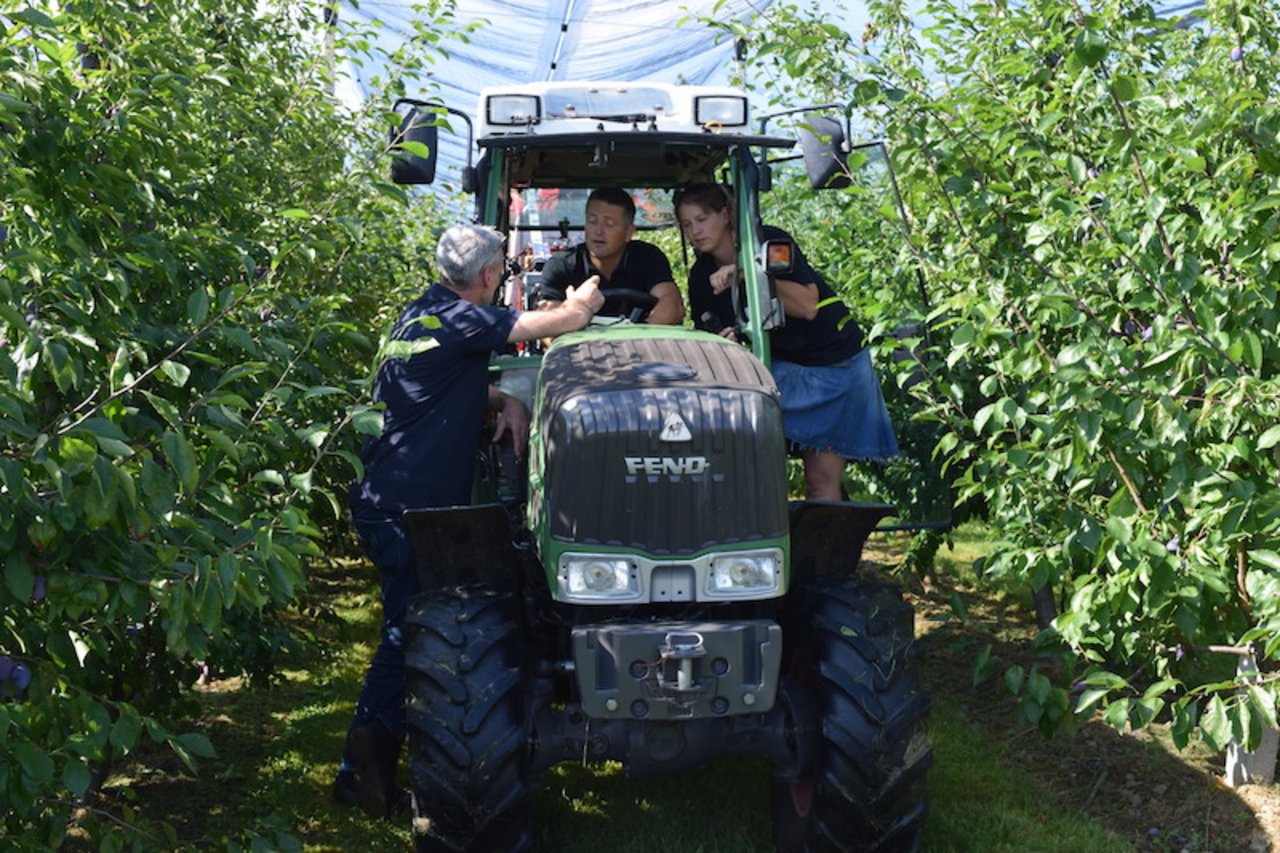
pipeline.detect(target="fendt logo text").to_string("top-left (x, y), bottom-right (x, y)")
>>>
top-left (623, 456), bottom-right (709, 476)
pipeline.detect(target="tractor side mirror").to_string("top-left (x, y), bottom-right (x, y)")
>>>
top-left (762, 238), bottom-right (795, 276)
top-left (390, 104), bottom-right (439, 185)
top-left (798, 113), bottom-right (851, 190)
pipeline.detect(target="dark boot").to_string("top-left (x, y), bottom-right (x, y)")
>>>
top-left (348, 720), bottom-right (401, 818)
top-left (331, 769), bottom-right (358, 807)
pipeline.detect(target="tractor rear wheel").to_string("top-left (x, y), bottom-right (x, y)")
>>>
top-left (403, 585), bottom-right (532, 852)
top-left (773, 576), bottom-right (932, 852)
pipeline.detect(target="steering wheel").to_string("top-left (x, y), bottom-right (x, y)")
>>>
top-left (600, 288), bottom-right (658, 323)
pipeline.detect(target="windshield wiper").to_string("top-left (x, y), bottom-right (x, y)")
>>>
top-left (549, 112), bottom-right (656, 126)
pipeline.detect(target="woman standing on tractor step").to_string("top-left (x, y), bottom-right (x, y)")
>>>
top-left (674, 182), bottom-right (898, 501)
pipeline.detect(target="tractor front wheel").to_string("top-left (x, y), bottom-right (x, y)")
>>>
top-left (773, 576), bottom-right (932, 852)
top-left (403, 585), bottom-right (532, 852)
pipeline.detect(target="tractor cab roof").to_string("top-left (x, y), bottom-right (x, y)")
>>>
top-left (475, 81), bottom-right (793, 187)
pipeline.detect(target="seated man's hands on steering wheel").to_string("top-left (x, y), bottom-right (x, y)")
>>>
top-left (534, 284), bottom-right (657, 323)
top-left (600, 287), bottom-right (658, 323)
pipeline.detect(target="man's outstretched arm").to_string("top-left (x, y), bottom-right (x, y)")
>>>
top-left (508, 276), bottom-right (604, 341)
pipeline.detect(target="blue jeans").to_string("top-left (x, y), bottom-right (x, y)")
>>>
top-left (341, 509), bottom-right (420, 770)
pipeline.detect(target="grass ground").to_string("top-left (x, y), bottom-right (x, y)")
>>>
top-left (77, 523), bottom-right (1279, 851)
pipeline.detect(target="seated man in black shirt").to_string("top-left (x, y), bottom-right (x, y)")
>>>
top-left (535, 187), bottom-right (685, 325)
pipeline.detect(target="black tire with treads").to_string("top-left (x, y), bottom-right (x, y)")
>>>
top-left (403, 585), bottom-right (532, 852)
top-left (772, 576), bottom-right (932, 852)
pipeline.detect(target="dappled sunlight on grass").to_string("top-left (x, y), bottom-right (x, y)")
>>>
top-left (82, 559), bottom-right (412, 850)
top-left (912, 521), bottom-right (1275, 852)
top-left (97, 544), bottom-right (1278, 851)
top-left (536, 757), bottom-right (773, 852)
top-left (923, 703), bottom-right (1131, 852)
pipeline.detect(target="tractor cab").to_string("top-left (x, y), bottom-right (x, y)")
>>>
top-left (394, 82), bottom-right (805, 359)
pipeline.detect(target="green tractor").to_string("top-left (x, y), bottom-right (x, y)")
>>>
top-left (390, 82), bottom-right (931, 852)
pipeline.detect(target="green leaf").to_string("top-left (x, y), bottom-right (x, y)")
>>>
top-left (85, 457), bottom-right (117, 527)
top-left (255, 469), bottom-right (286, 487)
top-left (110, 707), bottom-right (142, 752)
top-left (161, 430), bottom-right (199, 493)
top-left (1171, 700), bottom-right (1199, 750)
top-left (1146, 192), bottom-right (1168, 221)
top-left (187, 287), bottom-right (210, 326)
top-left (1074, 30), bottom-right (1109, 66)
top-left (176, 731), bottom-right (217, 764)
top-left (379, 337), bottom-right (440, 362)
top-left (1247, 685), bottom-right (1278, 730)
top-left (90, 432), bottom-right (133, 458)
top-left (143, 391), bottom-right (181, 425)
top-left (1105, 516), bottom-right (1132, 545)
top-left (301, 385), bottom-right (345, 400)
top-left (11, 7), bottom-right (58, 28)
top-left (1004, 664), bottom-right (1025, 695)
top-left (1103, 697), bottom-right (1131, 730)
top-left (335, 216), bottom-right (364, 241)
top-left (1025, 221), bottom-right (1054, 246)
top-left (1142, 678), bottom-right (1181, 700)
top-left (4, 551), bottom-right (34, 601)
top-left (217, 553), bottom-right (238, 604)
top-left (1257, 424), bottom-right (1280, 451)
top-left (1111, 75), bottom-right (1138, 102)
top-left (399, 140), bottom-right (431, 159)
top-left (1076, 688), bottom-right (1109, 715)
top-left (1178, 148), bottom-right (1206, 173)
top-left (1130, 696), bottom-right (1164, 729)
top-left (1200, 695), bottom-right (1231, 750)
top-left (0, 91), bottom-right (33, 113)
top-left (281, 208), bottom-right (310, 219)
top-left (852, 78), bottom-right (881, 104)
top-left (1081, 670), bottom-right (1129, 691)
top-left (972, 644), bottom-right (997, 687)
top-left (62, 759), bottom-right (91, 799)
top-left (351, 408), bottom-right (384, 437)
top-left (1257, 147), bottom-right (1280, 176)
top-left (1250, 550), bottom-right (1280, 572)
top-left (948, 589), bottom-right (969, 622)
top-left (58, 436), bottom-right (97, 466)
top-left (202, 426), bottom-right (241, 464)
top-left (974, 402), bottom-right (997, 436)
top-left (44, 340), bottom-right (78, 392)
top-left (1026, 669), bottom-right (1051, 705)
top-left (159, 360), bottom-right (191, 388)
top-left (14, 741), bottom-right (55, 784)
top-left (297, 424), bottom-right (329, 449)
top-left (289, 470), bottom-right (313, 494)
top-left (1067, 154), bottom-right (1088, 185)
top-left (140, 455), bottom-right (177, 513)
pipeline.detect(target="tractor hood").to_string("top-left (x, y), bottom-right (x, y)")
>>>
top-left (531, 328), bottom-right (788, 559)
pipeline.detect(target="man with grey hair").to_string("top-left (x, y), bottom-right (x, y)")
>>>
top-left (336, 223), bottom-right (603, 817)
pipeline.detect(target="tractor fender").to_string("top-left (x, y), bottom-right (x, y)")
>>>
top-left (787, 500), bottom-right (895, 583)
top-left (401, 503), bottom-right (518, 590)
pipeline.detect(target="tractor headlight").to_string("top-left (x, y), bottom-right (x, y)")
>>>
top-left (706, 550), bottom-right (782, 598)
top-left (560, 556), bottom-right (640, 601)
top-left (486, 94), bottom-right (541, 126)
top-left (695, 95), bottom-right (748, 128)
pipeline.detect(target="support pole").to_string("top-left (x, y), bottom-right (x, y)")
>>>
top-left (1225, 653), bottom-right (1278, 787)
